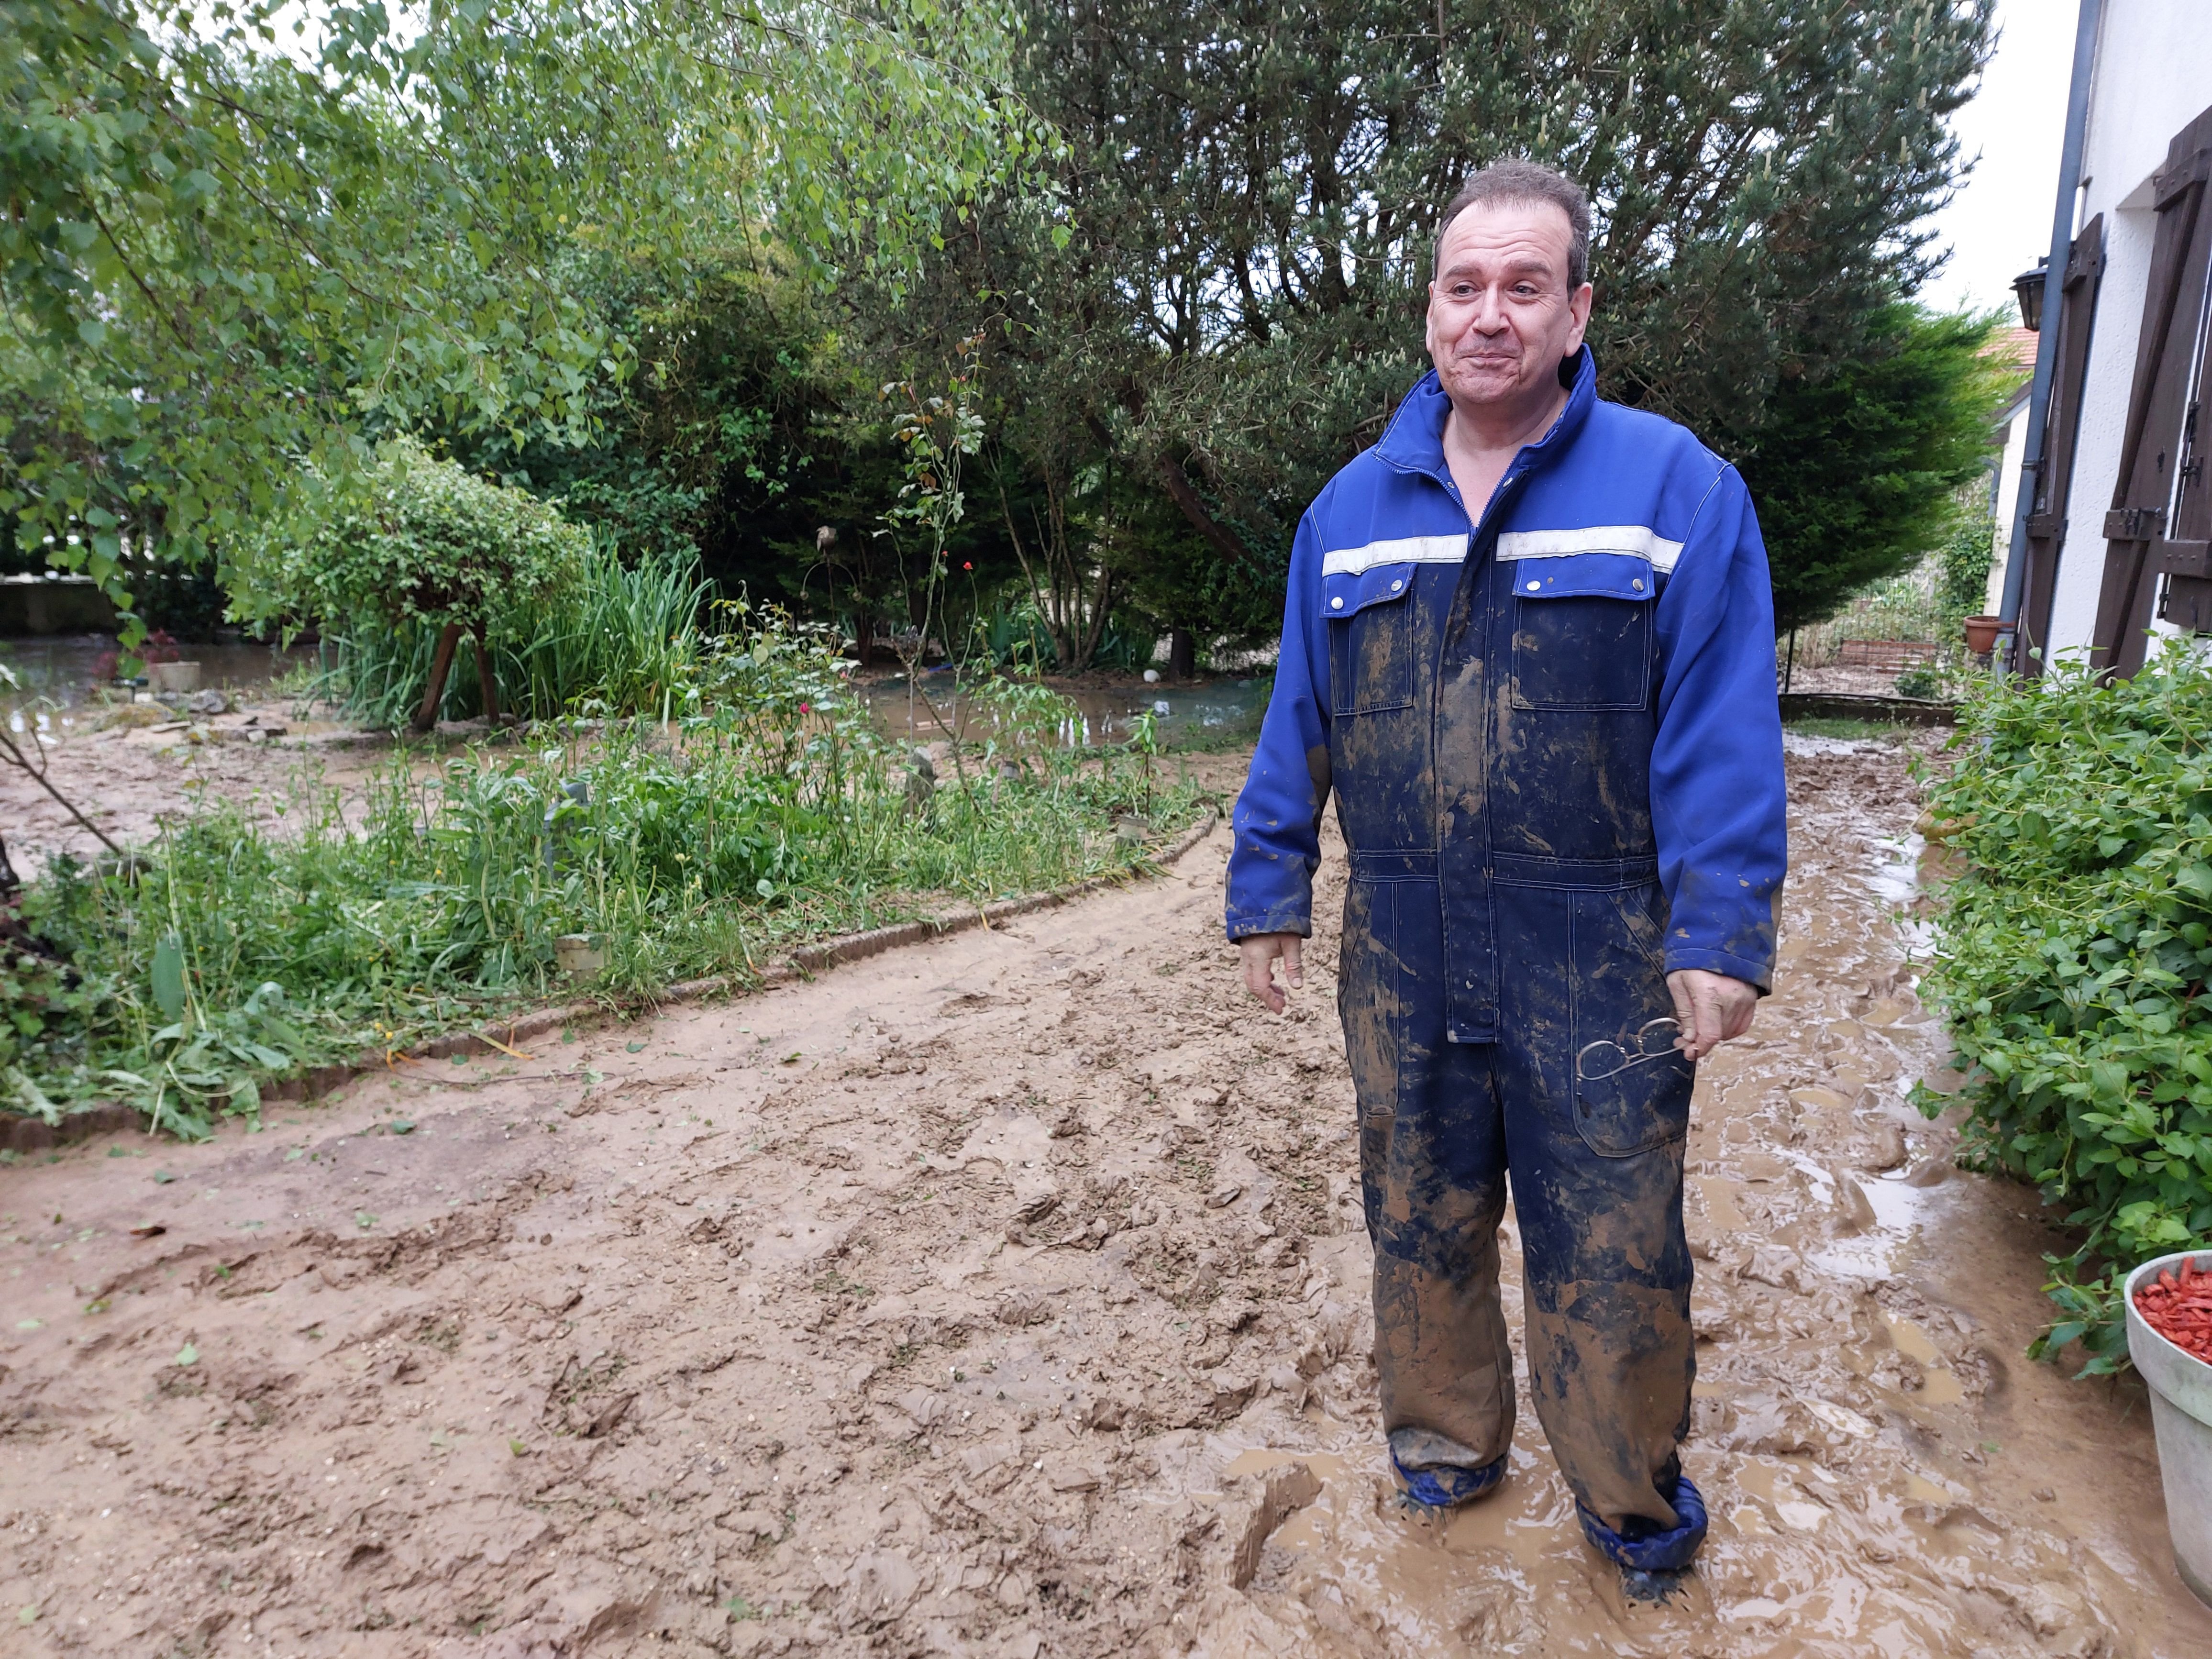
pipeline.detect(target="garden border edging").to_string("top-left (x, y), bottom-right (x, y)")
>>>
top-left (5, 807), bottom-right (1223, 1153)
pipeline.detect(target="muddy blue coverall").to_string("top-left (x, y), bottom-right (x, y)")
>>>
top-left (1226, 348), bottom-right (1786, 1532)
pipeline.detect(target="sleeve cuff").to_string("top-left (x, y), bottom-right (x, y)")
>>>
top-left (1661, 946), bottom-right (1773, 995)
top-left (1226, 907), bottom-right (1314, 942)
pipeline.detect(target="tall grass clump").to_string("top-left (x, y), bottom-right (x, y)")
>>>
top-left (3, 616), bottom-right (1202, 1138)
top-left (331, 539), bottom-right (712, 727)
top-left (1920, 644), bottom-right (2212, 1371)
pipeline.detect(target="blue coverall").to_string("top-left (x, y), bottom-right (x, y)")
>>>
top-left (1226, 348), bottom-right (1787, 1532)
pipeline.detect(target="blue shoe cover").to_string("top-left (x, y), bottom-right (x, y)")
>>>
top-left (1577, 1472), bottom-right (1708, 1571)
top-left (1390, 1446), bottom-right (1507, 1509)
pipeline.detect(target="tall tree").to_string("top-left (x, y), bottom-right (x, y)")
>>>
top-left (0, 0), bottom-right (1043, 640)
top-left (896, 0), bottom-right (1995, 658)
top-left (1746, 305), bottom-right (2011, 632)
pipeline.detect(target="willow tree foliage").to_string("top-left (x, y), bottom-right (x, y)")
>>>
top-left (892, 0), bottom-right (1997, 657)
top-left (0, 0), bottom-right (1041, 637)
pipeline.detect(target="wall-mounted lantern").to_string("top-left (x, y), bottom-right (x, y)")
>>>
top-left (2013, 259), bottom-right (2050, 332)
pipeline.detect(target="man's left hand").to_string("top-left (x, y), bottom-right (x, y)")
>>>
top-left (1666, 969), bottom-right (1759, 1062)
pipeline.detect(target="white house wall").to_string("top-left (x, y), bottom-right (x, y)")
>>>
top-left (2043, 0), bottom-right (2212, 664)
top-left (1988, 396), bottom-right (2030, 615)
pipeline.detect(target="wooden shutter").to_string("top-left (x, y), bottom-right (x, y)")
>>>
top-left (2016, 215), bottom-right (2105, 675)
top-left (2090, 102), bottom-right (2212, 677)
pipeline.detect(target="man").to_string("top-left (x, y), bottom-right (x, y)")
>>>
top-left (1226, 158), bottom-right (1784, 1579)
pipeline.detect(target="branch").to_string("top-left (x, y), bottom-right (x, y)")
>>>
top-left (1156, 454), bottom-right (1262, 572)
top-left (0, 726), bottom-right (124, 857)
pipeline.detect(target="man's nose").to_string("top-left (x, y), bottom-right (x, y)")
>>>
top-left (1468, 284), bottom-right (1510, 334)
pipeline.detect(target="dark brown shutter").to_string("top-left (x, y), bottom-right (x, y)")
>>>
top-left (2090, 101), bottom-right (2212, 677)
top-left (2017, 214), bottom-right (2105, 675)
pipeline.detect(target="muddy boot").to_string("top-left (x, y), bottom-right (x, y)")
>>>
top-left (1575, 1460), bottom-right (1707, 1599)
top-left (1388, 1427), bottom-right (1507, 1510)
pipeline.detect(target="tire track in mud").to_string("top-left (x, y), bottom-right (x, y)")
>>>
top-left (3, 745), bottom-right (2211, 1656)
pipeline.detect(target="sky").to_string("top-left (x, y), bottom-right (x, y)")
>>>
top-left (1918, 0), bottom-right (2081, 316)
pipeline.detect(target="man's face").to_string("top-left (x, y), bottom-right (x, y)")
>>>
top-left (1425, 200), bottom-right (1593, 414)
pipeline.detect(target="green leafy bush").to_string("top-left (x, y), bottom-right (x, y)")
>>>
top-left (245, 441), bottom-right (594, 725)
top-left (1921, 646), bottom-right (2212, 1371)
top-left (4, 617), bottom-right (1202, 1136)
top-left (258, 441), bottom-right (589, 636)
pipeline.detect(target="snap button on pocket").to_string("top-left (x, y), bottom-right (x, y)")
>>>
top-left (1632, 577), bottom-right (1645, 591)
top-left (1526, 580), bottom-right (1540, 592)
top-left (1391, 579), bottom-right (1403, 591)
top-left (1331, 596), bottom-right (1344, 609)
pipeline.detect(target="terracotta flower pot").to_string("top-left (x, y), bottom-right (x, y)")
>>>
top-left (1961, 615), bottom-right (2004, 655)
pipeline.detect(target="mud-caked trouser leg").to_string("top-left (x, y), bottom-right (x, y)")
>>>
top-left (1496, 881), bottom-right (1696, 1534)
top-left (1339, 877), bottom-right (1515, 1473)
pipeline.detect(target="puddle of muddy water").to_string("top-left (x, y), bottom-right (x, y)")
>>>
top-left (861, 672), bottom-right (1269, 748)
top-left (1, 634), bottom-right (313, 736)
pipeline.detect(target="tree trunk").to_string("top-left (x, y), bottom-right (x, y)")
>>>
top-left (471, 622), bottom-right (500, 725)
top-left (1156, 455), bottom-right (1260, 570)
top-left (1168, 628), bottom-right (1196, 681)
top-left (413, 622), bottom-right (466, 733)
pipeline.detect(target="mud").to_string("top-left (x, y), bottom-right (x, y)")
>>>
top-left (4, 741), bottom-right (2211, 1656)
top-left (0, 695), bottom-right (389, 875)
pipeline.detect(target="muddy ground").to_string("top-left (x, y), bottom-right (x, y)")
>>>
top-left (5, 740), bottom-right (2212, 1658)
top-left (0, 697), bottom-right (388, 876)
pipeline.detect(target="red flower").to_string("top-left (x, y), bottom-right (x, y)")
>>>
top-left (799, 702), bottom-right (811, 713)
top-left (963, 562), bottom-right (973, 571)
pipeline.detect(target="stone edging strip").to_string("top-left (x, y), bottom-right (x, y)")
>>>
top-left (6, 807), bottom-right (1223, 1152)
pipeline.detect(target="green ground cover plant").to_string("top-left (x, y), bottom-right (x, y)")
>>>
top-left (1, 617), bottom-right (1201, 1139)
top-left (1920, 646), bottom-right (2212, 1371)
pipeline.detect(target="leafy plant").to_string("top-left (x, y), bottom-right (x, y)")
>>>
top-left (257, 442), bottom-right (591, 729)
top-left (0, 0), bottom-right (1044, 634)
top-left (1920, 645), bottom-right (2212, 1372)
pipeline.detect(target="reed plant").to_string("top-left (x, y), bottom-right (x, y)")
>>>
top-left (327, 540), bottom-right (712, 727)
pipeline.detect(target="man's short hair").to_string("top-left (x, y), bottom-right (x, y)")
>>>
top-left (1434, 159), bottom-right (1593, 289)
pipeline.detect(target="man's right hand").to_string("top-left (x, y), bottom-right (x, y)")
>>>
top-left (1239, 932), bottom-right (1305, 1014)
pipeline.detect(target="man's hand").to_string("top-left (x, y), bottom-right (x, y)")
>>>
top-left (1666, 969), bottom-right (1758, 1062)
top-left (1239, 933), bottom-right (1305, 1014)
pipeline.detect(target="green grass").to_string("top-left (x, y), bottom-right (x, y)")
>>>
top-left (2, 621), bottom-right (1205, 1137)
top-left (1783, 718), bottom-right (1912, 743)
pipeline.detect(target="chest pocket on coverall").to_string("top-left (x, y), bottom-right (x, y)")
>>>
top-left (1327, 574), bottom-right (1416, 716)
top-left (1509, 557), bottom-right (1657, 711)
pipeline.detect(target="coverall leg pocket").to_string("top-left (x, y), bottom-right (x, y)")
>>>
top-left (1569, 885), bottom-right (1692, 1158)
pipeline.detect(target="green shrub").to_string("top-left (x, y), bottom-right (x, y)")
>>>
top-left (3, 616), bottom-right (1203, 1136)
top-left (244, 441), bottom-right (593, 725)
top-left (260, 441), bottom-right (588, 634)
top-left (1920, 645), bottom-right (2212, 1371)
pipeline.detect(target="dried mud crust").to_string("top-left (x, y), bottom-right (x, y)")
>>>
top-left (3, 746), bottom-right (2211, 1657)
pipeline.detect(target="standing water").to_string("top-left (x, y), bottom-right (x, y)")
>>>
top-left (859, 672), bottom-right (1270, 747)
top-left (0, 635), bottom-right (312, 738)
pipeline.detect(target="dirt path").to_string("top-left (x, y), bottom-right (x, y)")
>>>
top-left (4, 742), bottom-right (2210, 1657)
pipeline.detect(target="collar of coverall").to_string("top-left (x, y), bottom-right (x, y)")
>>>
top-left (1372, 343), bottom-right (1598, 492)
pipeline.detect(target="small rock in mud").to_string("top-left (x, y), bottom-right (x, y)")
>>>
top-left (996, 1287), bottom-right (1052, 1326)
